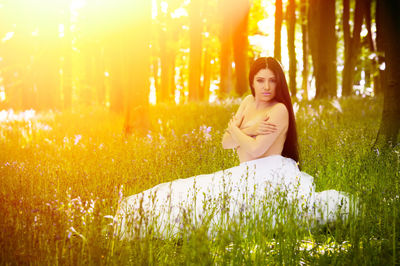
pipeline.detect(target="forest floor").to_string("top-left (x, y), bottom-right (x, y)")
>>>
top-left (0, 96), bottom-right (399, 265)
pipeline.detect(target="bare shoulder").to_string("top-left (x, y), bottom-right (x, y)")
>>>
top-left (270, 102), bottom-right (289, 121)
top-left (237, 94), bottom-right (253, 112)
top-left (242, 94), bottom-right (254, 106)
top-left (271, 102), bottom-right (288, 113)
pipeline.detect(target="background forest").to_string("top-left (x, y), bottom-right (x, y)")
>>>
top-left (0, 0), bottom-right (399, 265)
top-left (0, 0), bottom-right (399, 141)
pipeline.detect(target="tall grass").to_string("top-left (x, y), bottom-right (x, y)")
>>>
top-left (0, 96), bottom-right (398, 265)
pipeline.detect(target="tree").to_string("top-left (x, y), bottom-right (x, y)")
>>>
top-left (274, 0), bottom-right (283, 62)
top-left (308, 0), bottom-right (337, 98)
top-left (108, 32), bottom-right (125, 113)
top-left (123, 0), bottom-right (152, 135)
top-left (232, 0), bottom-right (250, 96)
top-left (342, 0), bottom-right (364, 96)
top-left (300, 0), bottom-right (309, 100)
top-left (188, 0), bottom-right (203, 101)
top-left (157, 2), bottom-right (178, 103)
top-left (363, 0), bottom-right (380, 95)
top-left (375, 0), bottom-right (400, 145)
top-left (286, 0), bottom-right (297, 97)
top-left (219, 0), bottom-right (234, 98)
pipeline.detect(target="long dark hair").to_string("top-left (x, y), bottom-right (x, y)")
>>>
top-left (248, 57), bottom-right (299, 163)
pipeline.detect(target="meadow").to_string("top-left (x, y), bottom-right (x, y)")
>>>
top-left (0, 96), bottom-right (399, 265)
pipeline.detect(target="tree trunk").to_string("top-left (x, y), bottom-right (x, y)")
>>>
top-left (342, 0), bottom-right (364, 97)
top-left (232, 0), bottom-right (250, 97)
top-left (95, 47), bottom-right (106, 106)
top-left (375, 0), bottom-right (400, 145)
top-left (109, 34), bottom-right (124, 113)
top-left (300, 0), bottom-right (309, 100)
top-left (201, 50), bottom-right (211, 102)
top-left (123, 0), bottom-right (151, 135)
top-left (219, 0), bottom-right (233, 98)
top-left (188, 0), bottom-right (202, 101)
top-left (157, 23), bottom-right (175, 102)
top-left (286, 0), bottom-right (297, 97)
top-left (364, 0), bottom-right (380, 95)
top-left (274, 0), bottom-right (283, 62)
top-left (309, 0), bottom-right (337, 98)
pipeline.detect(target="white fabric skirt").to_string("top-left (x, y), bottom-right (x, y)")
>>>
top-left (115, 155), bottom-right (354, 239)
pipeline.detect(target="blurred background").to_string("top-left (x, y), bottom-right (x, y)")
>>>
top-left (0, 0), bottom-right (398, 139)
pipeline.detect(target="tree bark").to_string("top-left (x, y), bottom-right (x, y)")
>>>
top-left (109, 33), bottom-right (124, 114)
top-left (158, 10), bottom-right (176, 103)
top-left (159, 28), bottom-right (176, 103)
top-left (219, 0), bottom-right (233, 98)
top-left (342, 0), bottom-right (364, 97)
top-left (300, 0), bottom-right (309, 100)
top-left (364, 0), bottom-right (380, 95)
top-left (375, 0), bottom-right (400, 145)
top-left (274, 0), bottom-right (283, 62)
top-left (286, 0), bottom-right (297, 97)
top-left (201, 50), bottom-right (211, 102)
top-left (232, 0), bottom-right (250, 97)
top-left (309, 0), bottom-right (337, 98)
top-left (188, 0), bottom-right (203, 101)
top-left (123, 0), bottom-right (152, 135)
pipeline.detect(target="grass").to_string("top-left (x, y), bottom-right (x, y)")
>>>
top-left (0, 96), bottom-right (399, 265)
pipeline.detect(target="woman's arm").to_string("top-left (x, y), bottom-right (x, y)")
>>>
top-left (227, 103), bottom-right (288, 157)
top-left (222, 95), bottom-right (252, 149)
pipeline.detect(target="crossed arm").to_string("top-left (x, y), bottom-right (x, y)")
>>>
top-left (222, 102), bottom-right (288, 157)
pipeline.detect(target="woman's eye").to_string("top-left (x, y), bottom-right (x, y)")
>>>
top-left (270, 79), bottom-right (276, 83)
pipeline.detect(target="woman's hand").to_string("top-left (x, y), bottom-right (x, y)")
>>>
top-left (242, 117), bottom-right (277, 136)
top-left (227, 114), bottom-right (243, 133)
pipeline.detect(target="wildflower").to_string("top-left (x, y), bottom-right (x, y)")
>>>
top-left (74, 134), bottom-right (82, 145)
top-left (330, 99), bottom-right (343, 113)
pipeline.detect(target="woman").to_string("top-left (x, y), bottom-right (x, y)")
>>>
top-left (115, 57), bottom-right (353, 240)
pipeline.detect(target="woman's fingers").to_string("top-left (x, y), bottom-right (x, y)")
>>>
top-left (258, 124), bottom-right (278, 134)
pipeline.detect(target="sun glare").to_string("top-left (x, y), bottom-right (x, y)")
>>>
top-left (1, 32), bottom-right (14, 43)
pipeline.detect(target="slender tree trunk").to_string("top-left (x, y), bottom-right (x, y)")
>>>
top-left (300, 0), bottom-right (309, 100)
top-left (309, 0), bottom-right (337, 98)
top-left (109, 34), bottom-right (124, 113)
top-left (201, 50), bottom-right (211, 102)
top-left (286, 0), bottom-right (297, 97)
top-left (274, 0), bottom-right (283, 62)
top-left (342, 0), bottom-right (364, 96)
top-left (375, 0), bottom-right (400, 145)
top-left (95, 47), bottom-right (106, 106)
top-left (376, 0), bottom-right (386, 97)
top-left (159, 28), bottom-right (176, 103)
top-left (219, 0), bottom-right (233, 98)
top-left (232, 0), bottom-right (250, 97)
top-left (365, 0), bottom-right (380, 95)
top-left (188, 0), bottom-right (202, 101)
top-left (123, 0), bottom-right (151, 135)
top-left (152, 56), bottom-right (160, 102)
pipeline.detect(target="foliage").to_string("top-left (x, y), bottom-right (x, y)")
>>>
top-left (0, 96), bottom-right (399, 264)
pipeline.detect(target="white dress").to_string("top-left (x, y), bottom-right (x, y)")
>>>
top-left (115, 155), bottom-right (355, 239)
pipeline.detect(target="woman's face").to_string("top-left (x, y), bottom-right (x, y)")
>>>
top-left (253, 68), bottom-right (277, 103)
